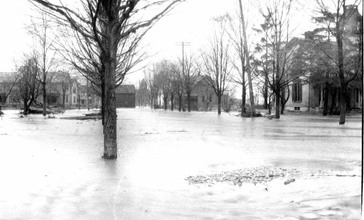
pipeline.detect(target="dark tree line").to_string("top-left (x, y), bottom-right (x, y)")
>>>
top-left (309, 0), bottom-right (362, 124)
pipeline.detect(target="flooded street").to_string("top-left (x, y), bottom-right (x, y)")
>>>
top-left (0, 109), bottom-right (361, 219)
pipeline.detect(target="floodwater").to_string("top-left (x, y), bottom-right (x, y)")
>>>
top-left (0, 108), bottom-right (361, 219)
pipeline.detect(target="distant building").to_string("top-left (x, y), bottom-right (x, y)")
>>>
top-left (0, 72), bottom-right (20, 108)
top-left (0, 71), bottom-right (101, 109)
top-left (159, 78), bottom-right (230, 112)
top-left (115, 84), bottom-right (136, 108)
top-left (193, 79), bottom-right (230, 111)
top-left (284, 5), bottom-right (362, 112)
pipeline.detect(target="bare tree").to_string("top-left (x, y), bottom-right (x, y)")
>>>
top-left (174, 64), bottom-right (185, 112)
top-left (30, 0), bottom-right (181, 159)
top-left (179, 54), bottom-right (199, 112)
top-left (145, 69), bottom-right (160, 109)
top-left (28, 12), bottom-right (58, 116)
top-left (226, 13), bottom-right (248, 115)
top-left (56, 9), bottom-right (146, 120)
top-left (143, 60), bottom-right (187, 111)
top-left (226, 3), bottom-right (256, 117)
top-left (168, 62), bottom-right (181, 111)
top-left (150, 60), bottom-right (181, 111)
top-left (202, 15), bottom-right (232, 115)
top-left (18, 55), bottom-right (41, 115)
top-left (253, 22), bottom-right (272, 110)
top-left (154, 60), bottom-right (171, 110)
top-left (257, 0), bottom-right (295, 118)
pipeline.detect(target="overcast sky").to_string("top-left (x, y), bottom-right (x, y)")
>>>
top-left (126, 0), bottom-right (318, 84)
top-left (0, 0), bottom-right (360, 85)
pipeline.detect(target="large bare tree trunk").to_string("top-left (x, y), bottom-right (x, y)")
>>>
top-left (42, 81), bottom-right (46, 116)
top-left (29, 0), bottom-right (181, 160)
top-left (217, 94), bottom-right (222, 115)
top-left (170, 95), bottom-right (174, 111)
top-left (164, 95), bottom-right (168, 110)
top-left (339, 84), bottom-right (346, 124)
top-left (149, 93), bottom-right (153, 109)
top-left (274, 47), bottom-right (281, 118)
top-left (275, 84), bottom-right (280, 119)
top-left (241, 84), bottom-right (246, 116)
top-left (102, 8), bottom-right (118, 159)
top-left (280, 88), bottom-right (285, 114)
top-left (24, 99), bottom-right (28, 115)
top-left (264, 74), bottom-right (268, 109)
top-left (103, 59), bottom-right (117, 159)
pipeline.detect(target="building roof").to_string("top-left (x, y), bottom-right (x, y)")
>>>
top-left (116, 84), bottom-right (136, 94)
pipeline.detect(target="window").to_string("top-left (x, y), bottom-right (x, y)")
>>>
top-left (73, 96), bottom-right (76, 104)
top-left (292, 81), bottom-right (302, 102)
top-left (65, 95), bottom-right (68, 104)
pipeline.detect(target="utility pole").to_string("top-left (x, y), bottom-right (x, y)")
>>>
top-left (176, 41), bottom-right (190, 111)
top-left (238, 0), bottom-right (255, 117)
top-left (177, 41), bottom-right (190, 75)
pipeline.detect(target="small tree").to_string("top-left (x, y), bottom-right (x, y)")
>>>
top-left (202, 15), bottom-right (232, 115)
top-left (18, 55), bottom-right (41, 115)
top-left (178, 54), bottom-right (200, 112)
top-left (28, 12), bottom-right (58, 116)
top-left (173, 63), bottom-right (185, 112)
top-left (256, 0), bottom-right (296, 118)
top-left (152, 60), bottom-right (178, 111)
top-left (157, 62), bottom-right (171, 110)
top-left (168, 62), bottom-right (182, 111)
top-left (145, 70), bottom-right (160, 109)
